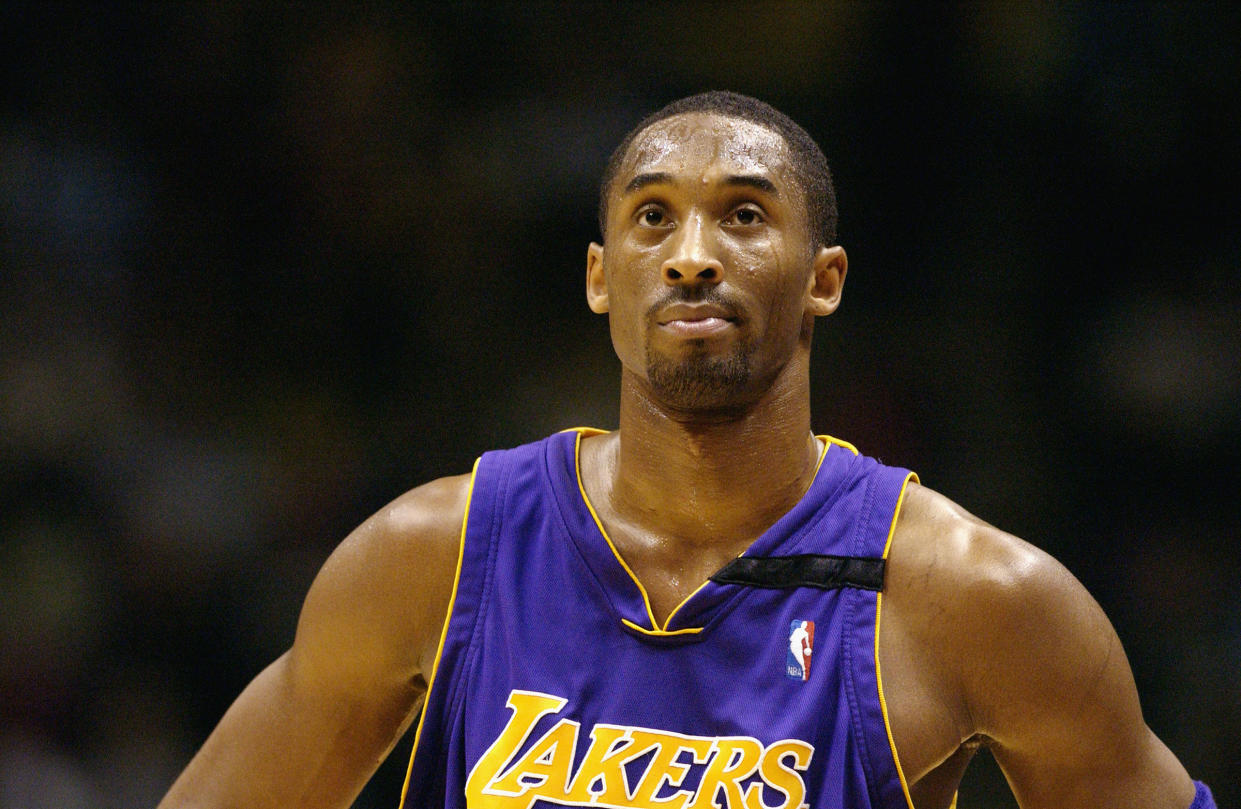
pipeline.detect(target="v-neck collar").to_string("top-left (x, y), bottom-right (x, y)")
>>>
top-left (546, 428), bottom-right (860, 641)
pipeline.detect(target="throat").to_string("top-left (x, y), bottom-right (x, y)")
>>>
top-left (611, 429), bottom-right (825, 545)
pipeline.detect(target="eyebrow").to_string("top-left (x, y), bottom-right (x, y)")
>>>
top-left (723, 174), bottom-right (778, 196)
top-left (623, 172), bottom-right (674, 195)
top-left (621, 171), bottom-right (780, 197)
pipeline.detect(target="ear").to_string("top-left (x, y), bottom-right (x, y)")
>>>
top-left (805, 245), bottom-right (847, 317)
top-left (586, 242), bottom-right (609, 313)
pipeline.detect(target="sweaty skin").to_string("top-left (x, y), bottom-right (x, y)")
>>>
top-left (157, 113), bottom-right (1197, 809)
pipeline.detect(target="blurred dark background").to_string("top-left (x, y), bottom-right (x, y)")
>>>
top-left (1, 3), bottom-right (1238, 807)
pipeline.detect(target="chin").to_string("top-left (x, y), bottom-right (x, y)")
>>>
top-left (645, 351), bottom-right (755, 412)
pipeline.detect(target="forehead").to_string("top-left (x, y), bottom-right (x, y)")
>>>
top-left (616, 112), bottom-right (795, 190)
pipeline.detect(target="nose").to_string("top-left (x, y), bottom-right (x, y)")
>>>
top-left (661, 213), bottom-right (723, 287)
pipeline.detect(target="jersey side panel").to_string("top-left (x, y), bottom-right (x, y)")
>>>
top-left (399, 445), bottom-right (517, 809)
top-left (847, 464), bottom-right (920, 809)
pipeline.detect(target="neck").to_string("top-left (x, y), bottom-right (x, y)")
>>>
top-left (603, 357), bottom-right (821, 547)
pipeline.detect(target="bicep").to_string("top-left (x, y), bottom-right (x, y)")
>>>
top-left (966, 545), bottom-right (1193, 808)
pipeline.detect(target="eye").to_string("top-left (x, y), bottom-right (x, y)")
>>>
top-left (726, 206), bottom-right (765, 226)
top-left (636, 205), bottom-right (670, 227)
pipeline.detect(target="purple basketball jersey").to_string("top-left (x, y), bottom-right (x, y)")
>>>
top-left (400, 429), bottom-right (919, 809)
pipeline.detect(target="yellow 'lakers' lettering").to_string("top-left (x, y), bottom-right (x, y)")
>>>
top-left (466, 691), bottom-right (568, 806)
top-left (687, 738), bottom-right (761, 809)
top-left (465, 690), bottom-right (814, 809)
top-left (485, 718), bottom-right (580, 796)
top-left (627, 731), bottom-right (713, 809)
top-left (565, 726), bottom-right (657, 805)
top-left (752, 740), bottom-right (814, 809)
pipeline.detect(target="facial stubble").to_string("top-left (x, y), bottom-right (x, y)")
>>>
top-left (644, 338), bottom-right (755, 411)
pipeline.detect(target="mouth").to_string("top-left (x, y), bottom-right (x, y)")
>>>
top-left (655, 303), bottom-right (739, 337)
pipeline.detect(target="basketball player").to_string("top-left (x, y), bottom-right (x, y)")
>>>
top-left (157, 92), bottom-right (1215, 809)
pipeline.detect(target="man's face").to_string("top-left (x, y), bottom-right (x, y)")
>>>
top-left (588, 112), bottom-right (840, 412)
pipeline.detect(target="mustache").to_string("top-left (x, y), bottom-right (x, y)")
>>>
top-left (644, 286), bottom-right (740, 320)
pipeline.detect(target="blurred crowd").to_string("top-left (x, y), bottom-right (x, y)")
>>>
top-left (2, 4), bottom-right (1238, 807)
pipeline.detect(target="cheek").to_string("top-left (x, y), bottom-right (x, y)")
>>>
top-left (603, 270), bottom-right (649, 361)
top-left (733, 238), bottom-right (806, 322)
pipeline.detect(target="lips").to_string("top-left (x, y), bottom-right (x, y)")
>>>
top-left (655, 302), bottom-right (738, 337)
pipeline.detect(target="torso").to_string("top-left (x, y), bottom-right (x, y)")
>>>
top-left (405, 430), bottom-right (924, 809)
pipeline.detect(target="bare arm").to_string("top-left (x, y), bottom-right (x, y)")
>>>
top-left (965, 529), bottom-right (1193, 807)
top-left (157, 473), bottom-right (472, 809)
top-left (884, 484), bottom-right (1196, 808)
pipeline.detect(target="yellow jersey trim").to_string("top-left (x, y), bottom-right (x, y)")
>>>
top-left (398, 457), bottom-right (480, 809)
top-left (873, 470), bottom-right (919, 809)
top-left (620, 618), bottom-right (705, 636)
top-left (571, 429), bottom-right (675, 632)
top-left (560, 425), bottom-right (610, 437)
top-left (818, 434), bottom-right (859, 456)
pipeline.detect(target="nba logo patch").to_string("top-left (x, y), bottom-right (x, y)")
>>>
top-left (786, 619), bottom-right (814, 681)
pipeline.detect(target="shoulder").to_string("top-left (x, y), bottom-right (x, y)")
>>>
top-left (882, 482), bottom-right (1194, 804)
top-left (310, 473), bottom-right (473, 605)
top-left (887, 482), bottom-right (1069, 618)
top-left (290, 472), bottom-right (474, 690)
top-left (351, 473), bottom-right (475, 564)
top-left (885, 481), bottom-right (1109, 709)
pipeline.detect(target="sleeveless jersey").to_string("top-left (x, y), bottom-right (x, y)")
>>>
top-left (400, 429), bottom-right (919, 809)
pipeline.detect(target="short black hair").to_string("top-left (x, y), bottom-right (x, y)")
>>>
top-left (598, 91), bottom-right (837, 249)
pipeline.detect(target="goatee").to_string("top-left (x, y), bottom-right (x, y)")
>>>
top-left (645, 342), bottom-right (752, 410)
